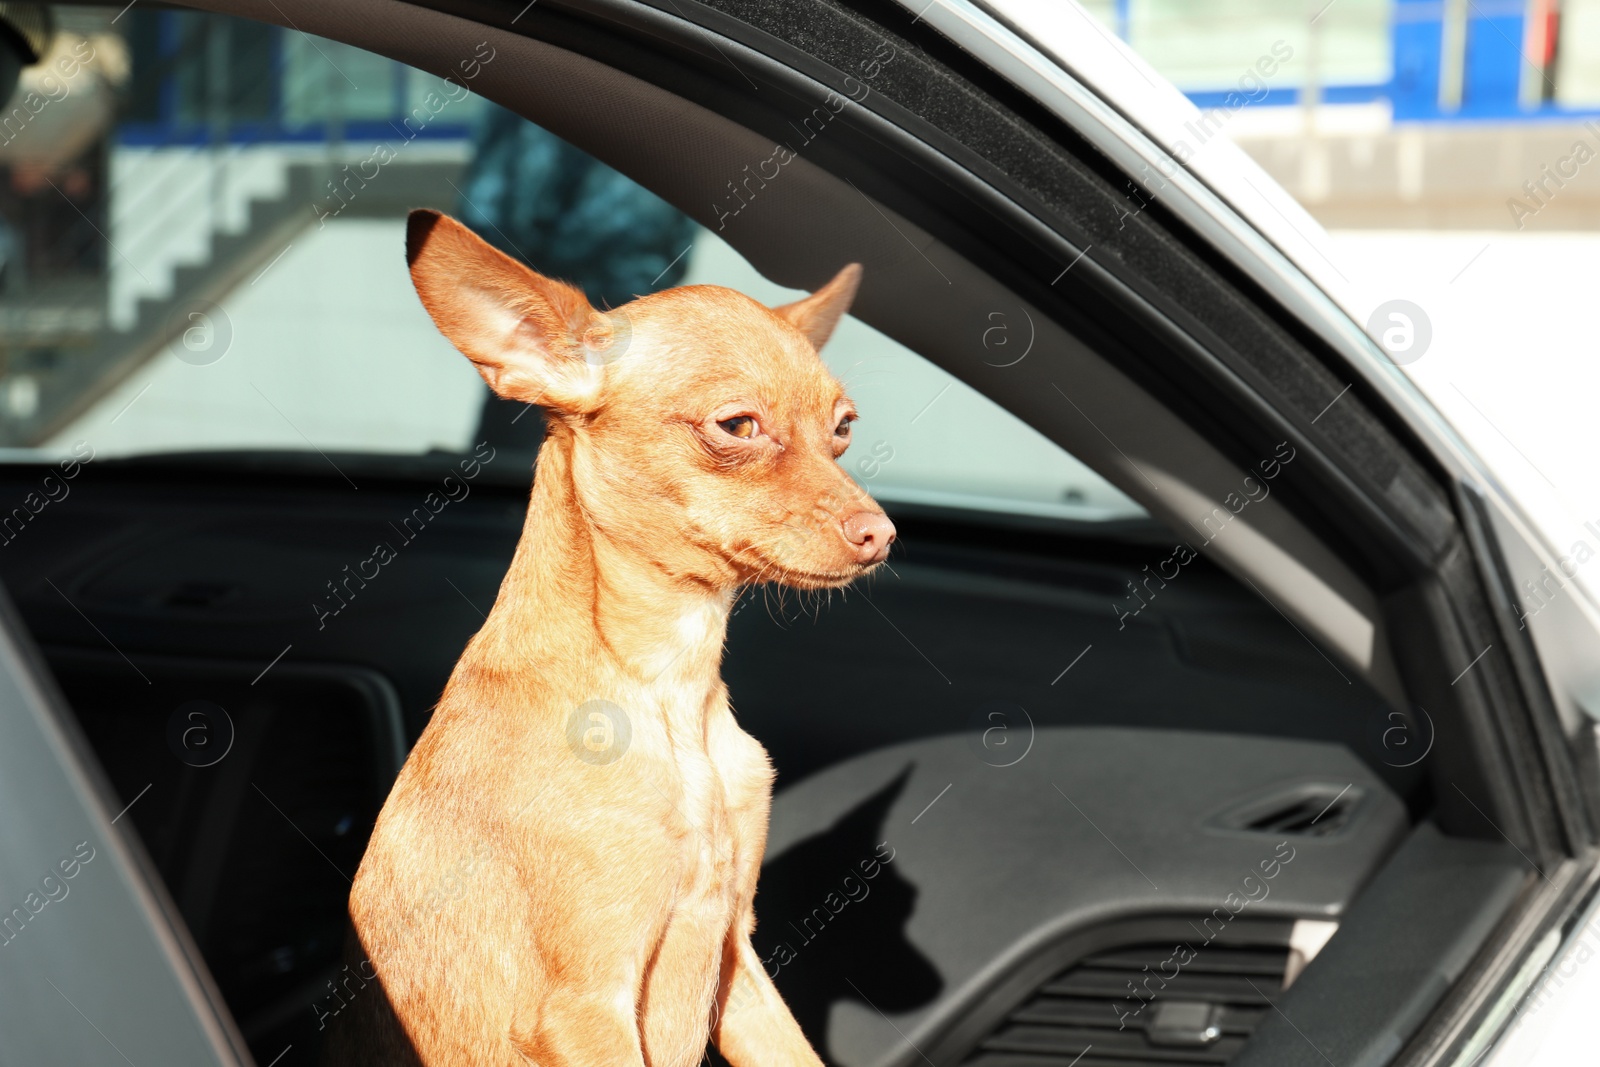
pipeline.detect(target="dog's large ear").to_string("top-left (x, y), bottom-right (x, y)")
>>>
top-left (775, 263), bottom-right (861, 351)
top-left (406, 209), bottom-right (615, 414)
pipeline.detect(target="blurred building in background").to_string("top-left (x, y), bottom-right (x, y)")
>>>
top-left (1082, 0), bottom-right (1600, 229)
top-left (0, 7), bottom-right (491, 447)
top-left (0, 7), bottom-right (705, 452)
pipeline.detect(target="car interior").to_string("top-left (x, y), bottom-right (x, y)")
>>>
top-left (0, 1), bottom-right (1572, 1066)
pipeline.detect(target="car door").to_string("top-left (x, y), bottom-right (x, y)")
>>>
top-left (0, 585), bottom-right (244, 1066)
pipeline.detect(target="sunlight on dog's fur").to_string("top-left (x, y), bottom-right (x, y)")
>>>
top-left (324, 210), bottom-right (895, 1066)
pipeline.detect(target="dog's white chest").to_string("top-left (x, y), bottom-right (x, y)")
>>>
top-left (634, 713), bottom-right (763, 1066)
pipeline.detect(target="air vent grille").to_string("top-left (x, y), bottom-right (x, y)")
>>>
top-left (1208, 783), bottom-right (1364, 839)
top-left (962, 940), bottom-right (1289, 1067)
top-left (1243, 796), bottom-right (1353, 837)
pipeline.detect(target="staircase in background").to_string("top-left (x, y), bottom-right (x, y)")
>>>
top-left (0, 156), bottom-right (465, 448)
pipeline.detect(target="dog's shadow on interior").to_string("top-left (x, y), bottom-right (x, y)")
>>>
top-left (718, 765), bottom-right (942, 1064)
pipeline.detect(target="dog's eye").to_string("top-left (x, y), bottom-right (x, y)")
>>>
top-left (718, 416), bottom-right (758, 439)
top-left (835, 415), bottom-right (855, 437)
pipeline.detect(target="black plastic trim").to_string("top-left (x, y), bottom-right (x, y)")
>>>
top-left (1231, 821), bottom-right (1528, 1067)
top-left (915, 914), bottom-right (1295, 1066)
top-left (1456, 483), bottom-right (1591, 854)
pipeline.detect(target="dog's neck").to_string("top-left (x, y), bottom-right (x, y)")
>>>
top-left (470, 423), bottom-right (731, 708)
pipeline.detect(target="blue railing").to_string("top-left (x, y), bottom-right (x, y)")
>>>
top-left (1137, 0), bottom-right (1595, 124)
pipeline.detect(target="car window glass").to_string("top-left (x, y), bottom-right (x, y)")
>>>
top-left (2, 6), bottom-right (1142, 522)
